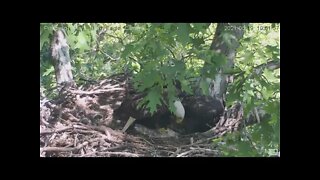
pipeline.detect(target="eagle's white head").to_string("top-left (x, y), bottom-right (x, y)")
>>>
top-left (173, 99), bottom-right (185, 123)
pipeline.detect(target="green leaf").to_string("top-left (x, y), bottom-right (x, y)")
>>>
top-left (242, 37), bottom-right (252, 42)
top-left (144, 88), bottom-right (163, 114)
top-left (177, 23), bottom-right (190, 46)
top-left (66, 34), bottom-right (77, 48)
top-left (273, 117), bottom-right (280, 144)
top-left (192, 23), bottom-right (209, 33)
top-left (43, 66), bottom-right (54, 76)
top-left (192, 37), bottom-right (205, 48)
top-left (257, 76), bottom-right (270, 88)
top-left (242, 51), bottom-right (254, 64)
top-left (180, 79), bottom-right (193, 94)
top-left (261, 87), bottom-right (273, 100)
top-left (243, 96), bottom-right (254, 117)
top-left (237, 141), bottom-right (254, 156)
top-left (212, 53), bottom-right (227, 67)
top-left (75, 31), bottom-right (90, 52)
top-left (122, 44), bottom-right (134, 58)
top-left (136, 71), bottom-right (161, 92)
top-left (164, 23), bottom-right (173, 31)
top-left (67, 23), bottom-right (76, 34)
top-left (251, 126), bottom-right (262, 142)
top-left (226, 88), bottom-right (241, 107)
top-left (263, 69), bottom-right (277, 83)
top-left (257, 120), bottom-right (274, 143)
top-left (40, 30), bottom-right (51, 51)
top-left (91, 28), bottom-right (97, 42)
top-left (200, 78), bottom-right (209, 96)
top-left (131, 61), bottom-right (141, 72)
top-left (161, 65), bottom-right (176, 77)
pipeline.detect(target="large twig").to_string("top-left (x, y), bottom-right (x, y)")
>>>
top-left (253, 107), bottom-right (260, 123)
top-left (104, 145), bottom-right (127, 151)
top-left (73, 129), bottom-right (97, 134)
top-left (99, 49), bottom-right (120, 61)
top-left (176, 148), bottom-right (218, 157)
top-left (96, 151), bottom-right (140, 157)
top-left (69, 88), bottom-right (125, 95)
top-left (41, 142), bottom-right (89, 153)
top-left (40, 126), bottom-right (73, 135)
top-left (234, 60), bottom-right (280, 80)
top-left (254, 60), bottom-right (280, 75)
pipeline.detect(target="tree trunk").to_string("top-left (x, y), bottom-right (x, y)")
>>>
top-left (205, 23), bottom-right (247, 103)
top-left (51, 29), bottom-right (74, 87)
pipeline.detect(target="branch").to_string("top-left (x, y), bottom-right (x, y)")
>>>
top-left (253, 107), bottom-right (260, 123)
top-left (253, 60), bottom-right (280, 75)
top-left (99, 49), bottom-right (120, 61)
top-left (41, 142), bottom-right (89, 152)
top-left (104, 32), bottom-right (124, 45)
top-left (176, 148), bottom-right (218, 157)
top-left (40, 126), bottom-right (73, 135)
top-left (95, 151), bottom-right (140, 157)
top-left (69, 88), bottom-right (125, 95)
top-left (165, 46), bottom-right (177, 60)
top-left (234, 60), bottom-right (280, 80)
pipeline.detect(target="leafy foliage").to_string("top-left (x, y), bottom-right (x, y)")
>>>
top-left (220, 23), bottom-right (280, 156)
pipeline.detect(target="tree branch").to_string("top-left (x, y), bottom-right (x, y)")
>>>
top-left (69, 88), bottom-right (125, 95)
top-left (253, 60), bottom-right (280, 75)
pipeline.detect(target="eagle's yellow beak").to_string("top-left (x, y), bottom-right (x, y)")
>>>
top-left (176, 117), bottom-right (184, 124)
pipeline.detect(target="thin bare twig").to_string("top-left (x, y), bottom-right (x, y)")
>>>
top-left (254, 107), bottom-right (260, 123)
